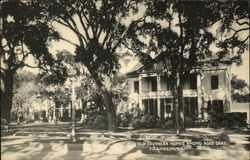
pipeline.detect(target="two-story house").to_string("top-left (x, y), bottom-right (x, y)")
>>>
top-left (126, 57), bottom-right (232, 120)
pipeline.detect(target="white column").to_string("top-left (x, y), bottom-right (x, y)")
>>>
top-left (138, 74), bottom-right (142, 110)
top-left (60, 105), bottom-right (63, 118)
top-left (71, 80), bottom-right (76, 142)
top-left (197, 74), bottom-right (202, 119)
top-left (157, 75), bottom-right (161, 117)
top-left (68, 103), bottom-right (71, 117)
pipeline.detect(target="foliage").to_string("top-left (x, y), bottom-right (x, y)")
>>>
top-left (110, 75), bottom-right (129, 110)
top-left (164, 119), bottom-right (174, 129)
top-left (117, 111), bottom-right (132, 127)
top-left (232, 93), bottom-right (250, 103)
top-left (92, 115), bottom-right (108, 130)
top-left (36, 0), bottom-right (146, 130)
top-left (208, 112), bottom-right (246, 129)
top-left (231, 75), bottom-right (250, 102)
top-left (1, 0), bottom-right (66, 122)
top-left (11, 71), bottom-right (39, 122)
top-left (84, 114), bottom-right (108, 130)
top-left (81, 92), bottom-right (108, 129)
top-left (117, 106), bottom-right (143, 127)
top-left (130, 106), bottom-right (144, 120)
top-left (231, 75), bottom-right (249, 90)
top-left (131, 118), bottom-right (141, 129)
top-left (184, 116), bottom-right (194, 128)
top-left (83, 93), bottom-right (106, 118)
top-left (131, 115), bottom-right (158, 129)
top-left (1, 119), bottom-right (13, 136)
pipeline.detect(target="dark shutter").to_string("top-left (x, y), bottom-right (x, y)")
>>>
top-left (151, 77), bottom-right (157, 91)
top-left (134, 81), bottom-right (139, 93)
top-left (160, 99), bottom-right (165, 118)
top-left (184, 97), bottom-right (190, 116)
top-left (190, 73), bottom-right (197, 89)
top-left (211, 75), bottom-right (219, 89)
top-left (149, 99), bottom-right (154, 115)
top-left (144, 99), bottom-right (148, 115)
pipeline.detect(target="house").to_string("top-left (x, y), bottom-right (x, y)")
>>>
top-left (230, 103), bottom-right (250, 127)
top-left (126, 57), bottom-right (232, 120)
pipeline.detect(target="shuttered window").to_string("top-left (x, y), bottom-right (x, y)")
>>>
top-left (211, 75), bottom-right (219, 89)
top-left (134, 81), bottom-right (139, 93)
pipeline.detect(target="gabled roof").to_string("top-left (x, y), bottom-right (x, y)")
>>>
top-left (126, 62), bottom-right (144, 76)
top-left (126, 53), bottom-right (231, 77)
top-left (126, 53), bottom-right (171, 76)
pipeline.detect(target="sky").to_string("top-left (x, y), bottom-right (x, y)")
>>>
top-left (24, 3), bottom-right (249, 84)
top-left (46, 36), bottom-right (249, 84)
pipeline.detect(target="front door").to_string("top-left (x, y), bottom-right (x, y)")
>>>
top-left (160, 98), bottom-right (172, 119)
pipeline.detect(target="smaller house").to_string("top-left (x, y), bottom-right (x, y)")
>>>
top-left (231, 103), bottom-right (250, 127)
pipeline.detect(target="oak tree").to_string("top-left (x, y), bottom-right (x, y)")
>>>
top-left (38, 0), bottom-right (144, 130)
top-left (0, 0), bottom-right (66, 123)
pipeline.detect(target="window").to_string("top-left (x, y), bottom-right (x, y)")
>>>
top-left (165, 105), bottom-right (171, 114)
top-left (160, 98), bottom-right (172, 118)
top-left (184, 97), bottom-right (198, 118)
top-left (211, 75), bottom-right (219, 89)
top-left (145, 77), bottom-right (157, 92)
top-left (160, 76), bottom-right (172, 91)
top-left (151, 77), bottom-right (157, 91)
top-left (142, 77), bottom-right (158, 92)
top-left (134, 81), bottom-right (139, 93)
top-left (189, 73), bottom-right (197, 89)
top-left (143, 99), bottom-right (157, 117)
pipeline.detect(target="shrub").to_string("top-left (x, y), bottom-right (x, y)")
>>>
top-left (132, 118), bottom-right (141, 129)
top-left (208, 112), bottom-right (247, 129)
top-left (134, 115), bottom-right (158, 128)
top-left (156, 118), bottom-right (167, 128)
top-left (208, 121), bottom-right (220, 128)
top-left (165, 119), bottom-right (174, 129)
top-left (185, 116), bottom-right (194, 128)
top-left (130, 107), bottom-right (143, 119)
top-left (1, 119), bottom-right (14, 136)
top-left (117, 111), bottom-right (133, 127)
top-left (59, 116), bottom-right (71, 122)
top-left (118, 111), bottom-right (159, 129)
top-left (92, 115), bottom-right (108, 130)
top-left (1, 119), bottom-right (8, 125)
top-left (85, 115), bottom-right (96, 128)
top-left (117, 108), bottom-right (144, 128)
top-left (146, 115), bottom-right (157, 128)
top-left (222, 112), bottom-right (246, 128)
top-left (140, 115), bottom-right (148, 128)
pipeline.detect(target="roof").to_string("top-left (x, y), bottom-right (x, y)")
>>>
top-left (126, 62), bottom-right (144, 76)
top-left (126, 53), bottom-right (231, 77)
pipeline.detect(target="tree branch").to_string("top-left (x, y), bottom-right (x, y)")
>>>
top-left (76, 10), bottom-right (91, 40)
top-left (55, 19), bottom-right (86, 46)
top-left (111, 17), bottom-right (145, 53)
top-left (59, 37), bottom-right (79, 47)
top-left (236, 18), bottom-right (249, 26)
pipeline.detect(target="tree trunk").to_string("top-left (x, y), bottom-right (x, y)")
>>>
top-left (177, 84), bottom-right (185, 130)
top-left (173, 86), bottom-right (180, 135)
top-left (101, 89), bottom-right (117, 131)
top-left (172, 73), bottom-right (180, 135)
top-left (1, 69), bottom-right (15, 123)
top-left (88, 70), bottom-right (117, 131)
